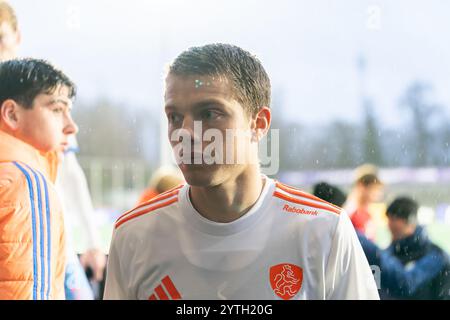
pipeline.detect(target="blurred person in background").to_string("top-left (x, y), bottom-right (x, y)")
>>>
top-left (137, 165), bottom-right (184, 205)
top-left (358, 197), bottom-right (450, 299)
top-left (344, 164), bottom-right (384, 241)
top-left (312, 182), bottom-right (347, 208)
top-left (1, 1), bottom-right (105, 299)
top-left (55, 135), bottom-right (106, 300)
top-left (312, 183), bottom-right (450, 299)
top-left (0, 1), bottom-right (20, 61)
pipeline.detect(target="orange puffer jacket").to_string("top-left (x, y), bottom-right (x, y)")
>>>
top-left (0, 130), bottom-right (66, 299)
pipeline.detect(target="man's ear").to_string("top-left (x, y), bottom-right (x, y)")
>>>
top-left (251, 107), bottom-right (271, 142)
top-left (0, 100), bottom-right (21, 130)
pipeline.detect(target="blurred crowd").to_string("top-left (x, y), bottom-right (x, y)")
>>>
top-left (312, 164), bottom-right (450, 299)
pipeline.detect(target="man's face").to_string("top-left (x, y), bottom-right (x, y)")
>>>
top-left (164, 74), bottom-right (258, 187)
top-left (359, 183), bottom-right (384, 203)
top-left (15, 85), bottom-right (78, 153)
top-left (0, 22), bottom-right (20, 61)
top-left (387, 216), bottom-right (415, 241)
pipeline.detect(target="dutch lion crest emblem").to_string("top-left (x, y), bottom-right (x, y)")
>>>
top-left (269, 263), bottom-right (303, 300)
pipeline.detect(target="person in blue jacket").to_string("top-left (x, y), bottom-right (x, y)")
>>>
top-left (358, 197), bottom-right (450, 300)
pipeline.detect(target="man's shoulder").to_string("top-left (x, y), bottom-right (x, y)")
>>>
top-left (114, 184), bottom-right (184, 232)
top-left (271, 180), bottom-right (342, 221)
top-left (427, 242), bottom-right (450, 263)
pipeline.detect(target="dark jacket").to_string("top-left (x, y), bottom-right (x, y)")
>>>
top-left (358, 226), bottom-right (450, 300)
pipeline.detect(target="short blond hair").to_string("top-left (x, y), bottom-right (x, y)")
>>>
top-left (0, 1), bottom-right (18, 31)
top-left (353, 163), bottom-right (379, 182)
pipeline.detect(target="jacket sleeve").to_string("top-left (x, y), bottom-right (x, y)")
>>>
top-left (325, 211), bottom-right (380, 300)
top-left (103, 230), bottom-right (129, 299)
top-left (379, 248), bottom-right (447, 297)
top-left (358, 232), bottom-right (447, 297)
top-left (54, 212), bottom-right (67, 300)
top-left (0, 171), bottom-right (35, 299)
top-left (436, 264), bottom-right (450, 300)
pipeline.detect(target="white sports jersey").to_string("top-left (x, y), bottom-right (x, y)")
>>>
top-left (104, 177), bottom-right (379, 300)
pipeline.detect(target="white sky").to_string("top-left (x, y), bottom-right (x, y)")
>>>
top-left (9, 0), bottom-right (450, 128)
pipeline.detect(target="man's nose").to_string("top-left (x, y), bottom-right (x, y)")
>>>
top-left (181, 116), bottom-right (202, 143)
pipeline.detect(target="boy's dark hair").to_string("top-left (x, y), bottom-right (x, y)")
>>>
top-left (356, 173), bottom-right (382, 187)
top-left (386, 197), bottom-right (419, 224)
top-left (0, 58), bottom-right (76, 109)
top-left (167, 43), bottom-right (271, 116)
top-left (313, 182), bottom-right (347, 208)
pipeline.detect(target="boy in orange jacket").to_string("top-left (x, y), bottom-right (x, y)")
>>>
top-left (0, 58), bottom-right (78, 299)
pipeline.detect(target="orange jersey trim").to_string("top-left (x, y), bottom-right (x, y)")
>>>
top-left (130, 184), bottom-right (182, 214)
top-left (116, 187), bottom-right (182, 225)
top-left (115, 197), bottom-right (178, 229)
top-left (275, 181), bottom-right (341, 210)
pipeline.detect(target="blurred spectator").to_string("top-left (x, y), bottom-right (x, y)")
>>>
top-left (353, 163), bottom-right (379, 181)
top-left (312, 182), bottom-right (347, 207)
top-left (56, 135), bottom-right (106, 299)
top-left (358, 197), bottom-right (450, 299)
top-left (1, 1), bottom-right (103, 299)
top-left (344, 164), bottom-right (384, 240)
top-left (0, 1), bottom-right (20, 61)
top-left (137, 165), bottom-right (184, 205)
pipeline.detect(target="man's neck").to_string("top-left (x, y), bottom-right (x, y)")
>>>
top-left (189, 167), bottom-right (265, 223)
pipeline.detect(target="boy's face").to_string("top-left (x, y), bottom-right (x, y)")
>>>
top-left (164, 74), bottom-right (264, 187)
top-left (0, 21), bottom-right (20, 61)
top-left (15, 85), bottom-right (78, 153)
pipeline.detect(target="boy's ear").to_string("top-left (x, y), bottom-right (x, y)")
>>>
top-left (0, 100), bottom-right (21, 130)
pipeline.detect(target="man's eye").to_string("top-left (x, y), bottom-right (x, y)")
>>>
top-left (168, 113), bottom-right (182, 123)
top-left (202, 110), bottom-right (220, 120)
top-left (53, 107), bottom-right (63, 113)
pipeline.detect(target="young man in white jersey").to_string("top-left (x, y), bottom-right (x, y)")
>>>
top-left (104, 44), bottom-right (379, 300)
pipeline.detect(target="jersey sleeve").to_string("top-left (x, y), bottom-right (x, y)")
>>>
top-left (103, 230), bottom-right (129, 300)
top-left (324, 210), bottom-right (380, 300)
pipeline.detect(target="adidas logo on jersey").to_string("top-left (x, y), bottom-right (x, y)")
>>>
top-left (148, 275), bottom-right (182, 300)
